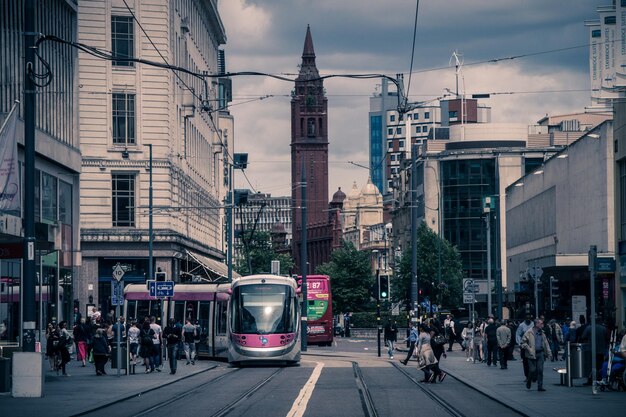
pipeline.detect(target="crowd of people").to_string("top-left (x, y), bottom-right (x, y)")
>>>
top-left (45, 311), bottom-right (202, 377)
top-left (384, 312), bottom-right (626, 392)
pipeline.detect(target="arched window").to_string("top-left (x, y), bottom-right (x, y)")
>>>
top-left (307, 118), bottom-right (316, 137)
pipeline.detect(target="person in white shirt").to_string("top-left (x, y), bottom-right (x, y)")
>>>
top-left (149, 316), bottom-right (163, 371)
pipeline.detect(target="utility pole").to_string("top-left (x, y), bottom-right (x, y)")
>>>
top-left (589, 245), bottom-right (598, 395)
top-left (410, 144), bottom-right (418, 321)
top-left (148, 144), bottom-right (153, 286)
top-left (22, 0), bottom-right (37, 354)
top-left (300, 160), bottom-right (308, 351)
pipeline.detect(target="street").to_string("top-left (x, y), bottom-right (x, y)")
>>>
top-left (1, 336), bottom-right (624, 417)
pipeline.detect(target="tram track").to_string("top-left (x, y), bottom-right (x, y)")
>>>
top-left (70, 364), bottom-right (221, 417)
top-left (352, 362), bottom-right (379, 417)
top-left (391, 361), bottom-right (529, 417)
top-left (208, 367), bottom-right (284, 417)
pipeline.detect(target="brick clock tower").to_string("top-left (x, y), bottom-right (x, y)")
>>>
top-left (291, 26), bottom-right (333, 274)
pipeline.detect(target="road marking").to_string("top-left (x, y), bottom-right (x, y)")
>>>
top-left (286, 361), bottom-right (324, 417)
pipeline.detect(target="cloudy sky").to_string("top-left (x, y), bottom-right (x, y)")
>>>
top-left (218, 0), bottom-right (607, 198)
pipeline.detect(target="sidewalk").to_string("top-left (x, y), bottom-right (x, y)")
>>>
top-left (439, 348), bottom-right (625, 417)
top-left (0, 355), bottom-right (213, 417)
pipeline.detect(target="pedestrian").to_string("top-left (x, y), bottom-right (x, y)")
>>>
top-left (521, 318), bottom-right (552, 391)
top-left (112, 316), bottom-right (127, 343)
top-left (484, 318), bottom-right (498, 367)
top-left (497, 320), bottom-right (511, 369)
top-left (548, 319), bottom-right (563, 361)
top-left (401, 322), bottom-right (418, 365)
top-left (163, 318), bottom-right (182, 375)
top-left (461, 322), bottom-right (474, 362)
top-left (91, 328), bottom-right (110, 376)
top-left (444, 315), bottom-right (458, 351)
top-left (474, 320), bottom-right (485, 362)
top-left (57, 321), bottom-right (72, 376)
top-left (506, 320), bottom-right (517, 361)
top-left (127, 320), bottom-right (140, 365)
top-left (383, 321), bottom-right (398, 359)
top-left (581, 318), bottom-right (608, 385)
top-left (149, 316), bottom-right (163, 371)
top-left (183, 319), bottom-right (197, 365)
top-left (416, 324), bottom-right (444, 383)
top-left (140, 320), bottom-right (156, 373)
top-left (429, 325), bottom-right (447, 382)
top-left (73, 318), bottom-right (89, 367)
top-left (46, 323), bottom-right (59, 371)
top-left (516, 314), bottom-right (534, 381)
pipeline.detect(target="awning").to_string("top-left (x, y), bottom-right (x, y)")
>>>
top-left (184, 249), bottom-right (240, 281)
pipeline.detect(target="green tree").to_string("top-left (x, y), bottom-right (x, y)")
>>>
top-left (392, 222), bottom-right (463, 311)
top-left (234, 231), bottom-right (294, 275)
top-left (316, 241), bottom-right (374, 314)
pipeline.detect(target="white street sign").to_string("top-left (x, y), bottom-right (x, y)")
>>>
top-left (112, 263), bottom-right (125, 282)
top-left (463, 293), bottom-right (476, 304)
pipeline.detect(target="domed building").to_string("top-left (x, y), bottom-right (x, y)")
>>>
top-left (342, 178), bottom-right (384, 249)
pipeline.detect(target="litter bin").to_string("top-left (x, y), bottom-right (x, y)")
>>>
top-left (567, 343), bottom-right (591, 379)
top-left (110, 344), bottom-right (128, 370)
top-left (0, 357), bottom-right (10, 392)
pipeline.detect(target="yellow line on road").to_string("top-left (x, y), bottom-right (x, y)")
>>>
top-left (286, 361), bottom-right (324, 417)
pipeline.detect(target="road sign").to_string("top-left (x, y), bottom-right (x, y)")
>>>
top-left (463, 279), bottom-right (478, 294)
top-left (111, 280), bottom-right (124, 306)
top-left (147, 280), bottom-right (157, 297)
top-left (463, 293), bottom-right (476, 304)
top-left (596, 257), bottom-right (615, 273)
top-left (528, 266), bottom-right (543, 279)
top-left (112, 263), bottom-right (125, 282)
top-left (154, 281), bottom-right (174, 298)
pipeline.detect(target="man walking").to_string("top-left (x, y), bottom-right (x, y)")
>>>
top-left (484, 318), bottom-right (498, 367)
top-left (149, 316), bottom-right (163, 372)
top-left (516, 314), bottom-right (534, 381)
top-left (163, 318), bottom-right (182, 375)
top-left (182, 319), bottom-right (197, 365)
top-left (401, 322), bottom-right (418, 365)
top-left (384, 321), bottom-right (398, 359)
top-left (497, 320), bottom-right (511, 369)
top-left (521, 318), bottom-right (552, 391)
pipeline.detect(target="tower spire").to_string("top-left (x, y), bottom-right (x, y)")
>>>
top-left (302, 24), bottom-right (315, 58)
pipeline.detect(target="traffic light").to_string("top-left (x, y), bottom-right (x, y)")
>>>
top-left (549, 276), bottom-right (559, 310)
top-left (155, 271), bottom-right (166, 282)
top-left (379, 275), bottom-right (389, 300)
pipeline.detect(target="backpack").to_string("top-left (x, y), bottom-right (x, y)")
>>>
top-left (141, 330), bottom-right (153, 345)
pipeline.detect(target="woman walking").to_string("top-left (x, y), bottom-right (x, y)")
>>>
top-left (91, 328), bottom-right (110, 376)
top-left (57, 321), bottom-right (72, 376)
top-left (46, 323), bottom-right (59, 371)
top-left (139, 320), bottom-right (156, 373)
top-left (461, 322), bottom-right (475, 362)
top-left (73, 318), bottom-right (89, 367)
top-left (417, 323), bottom-right (442, 383)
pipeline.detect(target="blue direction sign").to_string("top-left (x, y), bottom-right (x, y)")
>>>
top-left (154, 281), bottom-right (174, 298)
top-left (111, 280), bottom-right (124, 306)
top-left (596, 257), bottom-right (615, 274)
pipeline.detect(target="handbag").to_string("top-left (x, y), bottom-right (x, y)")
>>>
top-left (417, 354), bottom-right (426, 368)
top-left (432, 335), bottom-right (446, 347)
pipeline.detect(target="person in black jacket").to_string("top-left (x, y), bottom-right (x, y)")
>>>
top-left (484, 318), bottom-right (498, 367)
top-left (91, 328), bottom-right (110, 376)
top-left (163, 318), bottom-right (182, 375)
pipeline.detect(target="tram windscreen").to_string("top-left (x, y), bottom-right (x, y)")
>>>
top-left (231, 284), bottom-right (295, 334)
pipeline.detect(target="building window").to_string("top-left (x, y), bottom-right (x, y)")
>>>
top-left (396, 127), bottom-right (402, 134)
top-left (112, 93), bottom-right (136, 145)
top-left (414, 113), bottom-right (419, 120)
top-left (416, 126), bottom-right (421, 133)
top-left (307, 118), bottom-right (316, 136)
top-left (112, 16), bottom-right (134, 67)
top-left (399, 140), bottom-right (405, 148)
top-left (112, 173), bottom-right (135, 227)
top-left (390, 114), bottom-right (395, 122)
top-left (449, 110), bottom-right (458, 120)
top-left (388, 141), bottom-right (393, 150)
top-left (388, 128), bottom-right (393, 135)
top-left (41, 172), bottom-right (58, 224)
top-left (425, 112), bottom-right (430, 120)
top-left (390, 154), bottom-right (396, 161)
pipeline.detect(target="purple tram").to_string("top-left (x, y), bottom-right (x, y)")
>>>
top-left (228, 274), bottom-right (301, 366)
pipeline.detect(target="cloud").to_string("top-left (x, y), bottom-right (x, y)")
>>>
top-left (220, 0), bottom-right (607, 198)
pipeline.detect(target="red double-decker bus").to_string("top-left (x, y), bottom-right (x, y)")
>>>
top-left (300, 275), bottom-right (333, 346)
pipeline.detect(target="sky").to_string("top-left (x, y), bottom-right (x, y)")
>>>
top-left (218, 0), bottom-right (608, 199)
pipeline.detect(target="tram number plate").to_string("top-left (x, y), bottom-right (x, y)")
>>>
top-left (308, 325), bottom-right (325, 334)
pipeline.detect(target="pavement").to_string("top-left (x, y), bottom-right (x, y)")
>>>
top-left (0, 354), bottom-right (214, 417)
top-left (424, 347), bottom-right (625, 417)
top-left (1, 342), bottom-right (624, 417)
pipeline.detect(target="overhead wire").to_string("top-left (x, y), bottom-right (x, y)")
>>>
top-left (405, 0), bottom-right (420, 100)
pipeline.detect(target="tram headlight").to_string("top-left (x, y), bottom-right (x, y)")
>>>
top-left (264, 306), bottom-right (273, 315)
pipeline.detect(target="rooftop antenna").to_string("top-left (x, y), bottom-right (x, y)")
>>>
top-left (449, 51), bottom-right (464, 97)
